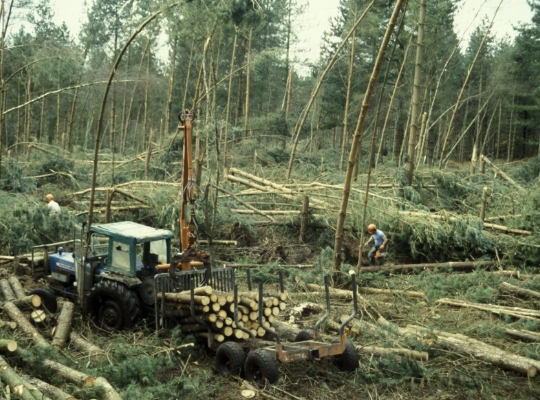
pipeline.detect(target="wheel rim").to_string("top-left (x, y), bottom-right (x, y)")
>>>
top-left (249, 364), bottom-right (264, 384)
top-left (100, 302), bottom-right (122, 330)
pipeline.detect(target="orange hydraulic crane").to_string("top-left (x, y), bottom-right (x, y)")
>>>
top-left (168, 110), bottom-right (210, 275)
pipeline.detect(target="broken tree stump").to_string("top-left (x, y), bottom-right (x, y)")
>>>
top-left (3, 302), bottom-right (49, 347)
top-left (51, 302), bottom-right (75, 349)
top-left (7, 277), bottom-right (26, 299)
top-left (498, 282), bottom-right (540, 300)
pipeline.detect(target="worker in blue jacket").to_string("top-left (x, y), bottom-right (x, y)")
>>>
top-left (363, 224), bottom-right (388, 266)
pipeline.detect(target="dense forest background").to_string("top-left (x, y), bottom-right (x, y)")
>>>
top-left (0, 0), bottom-right (538, 177)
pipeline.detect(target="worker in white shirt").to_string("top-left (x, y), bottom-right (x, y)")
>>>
top-left (46, 193), bottom-right (61, 214)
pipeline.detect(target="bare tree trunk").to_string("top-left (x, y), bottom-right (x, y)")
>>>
top-left (244, 28), bottom-right (253, 136)
top-left (439, 0), bottom-right (502, 167)
top-left (376, 33), bottom-right (413, 166)
top-left (287, 0), bottom-right (375, 180)
top-left (340, 24), bottom-right (356, 172)
top-left (332, 0), bottom-right (403, 273)
top-left (122, 38), bottom-right (151, 155)
top-left (507, 92), bottom-right (516, 162)
top-left (497, 98), bottom-right (502, 159)
top-left (223, 31), bottom-right (237, 170)
top-left (142, 44), bottom-right (151, 144)
top-left (165, 36), bottom-right (178, 135)
top-left (56, 68), bottom-right (61, 149)
top-left (405, 0), bottom-right (426, 184)
top-left (182, 38), bottom-right (195, 109)
top-left (39, 82), bottom-right (45, 143)
top-left (25, 72), bottom-right (32, 153)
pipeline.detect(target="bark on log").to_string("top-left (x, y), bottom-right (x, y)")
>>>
top-left (0, 356), bottom-right (43, 400)
top-left (21, 375), bottom-right (77, 400)
top-left (480, 155), bottom-right (526, 192)
top-left (178, 286), bottom-right (213, 296)
top-left (492, 270), bottom-right (520, 279)
top-left (23, 375), bottom-right (76, 400)
top-left (358, 287), bottom-right (425, 298)
top-left (360, 261), bottom-right (495, 274)
top-left (0, 279), bottom-right (16, 301)
top-left (157, 293), bottom-right (210, 305)
top-left (0, 339), bottom-right (17, 353)
top-left (505, 329), bottom-right (540, 342)
top-left (175, 303), bottom-right (210, 313)
top-left (436, 298), bottom-right (540, 319)
top-left (483, 222), bottom-right (532, 235)
top-left (306, 283), bottom-right (355, 299)
top-left (12, 295), bottom-right (41, 310)
top-left (379, 318), bottom-right (539, 377)
top-left (356, 345), bottom-right (428, 362)
top-left (44, 359), bottom-right (95, 386)
top-left (239, 296), bottom-right (258, 311)
top-left (3, 302), bottom-right (49, 347)
top-left (7, 277), bottom-right (26, 299)
top-left (94, 377), bottom-right (122, 400)
top-left (69, 331), bottom-right (102, 354)
top-left (213, 291), bottom-right (234, 303)
top-left (52, 302), bottom-right (75, 349)
top-left (499, 282), bottom-right (540, 300)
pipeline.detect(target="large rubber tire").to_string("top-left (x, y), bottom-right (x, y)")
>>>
top-left (244, 349), bottom-right (279, 385)
top-left (83, 280), bottom-right (141, 331)
top-left (333, 339), bottom-right (359, 372)
top-left (215, 342), bottom-right (246, 377)
top-left (294, 329), bottom-right (315, 342)
top-left (28, 289), bottom-right (58, 314)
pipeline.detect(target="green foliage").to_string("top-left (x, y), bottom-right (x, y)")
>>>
top-left (0, 159), bottom-right (36, 193)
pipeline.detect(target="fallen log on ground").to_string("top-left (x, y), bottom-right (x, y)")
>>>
top-left (356, 345), bottom-right (429, 362)
top-left (0, 355), bottom-right (41, 400)
top-left (23, 375), bottom-right (76, 400)
top-left (505, 329), bottom-right (540, 342)
top-left (8, 277), bottom-right (26, 299)
top-left (436, 298), bottom-right (540, 320)
top-left (94, 377), bottom-right (122, 400)
top-left (306, 283), bottom-right (424, 298)
top-left (480, 155), bottom-right (526, 192)
top-left (12, 295), bottom-right (41, 310)
top-left (52, 302), bottom-right (75, 349)
top-left (0, 279), bottom-right (17, 301)
top-left (483, 222), bottom-right (532, 235)
top-left (0, 339), bottom-right (17, 353)
top-left (69, 331), bottom-right (102, 354)
top-left (44, 359), bottom-right (95, 387)
top-left (498, 282), bottom-right (540, 300)
top-left (378, 318), bottom-right (539, 377)
top-left (3, 302), bottom-right (49, 347)
top-left (360, 261), bottom-right (495, 274)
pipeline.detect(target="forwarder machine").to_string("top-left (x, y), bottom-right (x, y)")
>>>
top-left (30, 109), bottom-right (233, 331)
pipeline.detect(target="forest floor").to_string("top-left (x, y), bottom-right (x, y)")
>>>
top-left (1, 147), bottom-right (540, 399)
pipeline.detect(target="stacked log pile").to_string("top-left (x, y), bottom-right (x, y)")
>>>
top-left (157, 286), bottom-right (287, 342)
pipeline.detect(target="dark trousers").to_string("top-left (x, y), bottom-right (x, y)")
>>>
top-left (368, 245), bottom-right (386, 266)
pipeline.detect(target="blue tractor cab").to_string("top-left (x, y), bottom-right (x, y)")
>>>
top-left (42, 221), bottom-right (175, 331)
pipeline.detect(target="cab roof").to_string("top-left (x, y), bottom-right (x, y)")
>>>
top-left (90, 221), bottom-right (174, 243)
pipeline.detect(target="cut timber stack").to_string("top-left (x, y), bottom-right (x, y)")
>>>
top-left (157, 286), bottom-right (287, 342)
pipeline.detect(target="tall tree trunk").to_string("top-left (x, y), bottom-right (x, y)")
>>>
top-left (165, 35), bottom-right (178, 135)
top-left (142, 44), bottom-right (151, 144)
top-left (439, 0), bottom-right (502, 168)
top-left (56, 68), bottom-right (61, 149)
top-left (39, 82), bottom-right (45, 143)
top-left (287, 0), bottom-right (375, 180)
top-left (470, 74), bottom-right (483, 181)
top-left (508, 92), bottom-right (516, 162)
top-left (340, 25), bottom-right (356, 172)
top-left (244, 28), bottom-right (253, 136)
top-left (25, 72), bottom-right (32, 153)
top-left (67, 45), bottom-right (89, 152)
top-left (223, 31), bottom-right (237, 170)
top-left (332, 0), bottom-right (403, 273)
top-left (182, 38), bottom-right (195, 109)
top-left (497, 99), bottom-right (502, 159)
top-left (122, 38), bottom-right (151, 155)
top-left (405, 0), bottom-right (426, 184)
